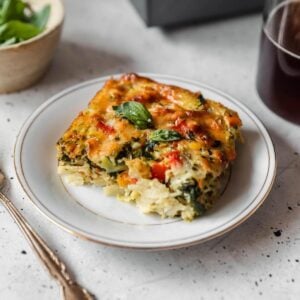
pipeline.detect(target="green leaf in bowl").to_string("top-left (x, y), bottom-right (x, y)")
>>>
top-left (0, 1), bottom-right (51, 45)
top-left (29, 4), bottom-right (50, 30)
top-left (0, 35), bottom-right (16, 45)
top-left (0, 20), bottom-right (41, 43)
top-left (0, 0), bottom-right (27, 25)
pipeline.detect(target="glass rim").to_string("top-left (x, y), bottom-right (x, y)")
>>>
top-left (264, 0), bottom-right (300, 60)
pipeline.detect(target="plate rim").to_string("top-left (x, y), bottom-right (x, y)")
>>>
top-left (14, 73), bottom-right (277, 250)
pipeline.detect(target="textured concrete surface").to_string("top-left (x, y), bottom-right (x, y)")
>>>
top-left (0, 0), bottom-right (299, 299)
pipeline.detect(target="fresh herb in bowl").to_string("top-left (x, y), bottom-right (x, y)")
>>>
top-left (0, 0), bottom-right (50, 46)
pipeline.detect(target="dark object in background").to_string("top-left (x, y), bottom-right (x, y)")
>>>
top-left (256, 0), bottom-right (300, 124)
top-left (130, 0), bottom-right (264, 27)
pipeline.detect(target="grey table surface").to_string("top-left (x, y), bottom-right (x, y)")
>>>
top-left (0, 0), bottom-right (300, 299)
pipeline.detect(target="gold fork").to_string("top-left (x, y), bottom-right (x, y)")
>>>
top-left (0, 171), bottom-right (94, 300)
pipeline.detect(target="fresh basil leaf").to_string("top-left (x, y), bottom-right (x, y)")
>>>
top-left (29, 4), bottom-right (50, 30)
top-left (0, 35), bottom-right (16, 45)
top-left (113, 101), bottom-right (153, 129)
top-left (0, 20), bottom-right (41, 43)
top-left (149, 129), bottom-right (182, 142)
top-left (0, 0), bottom-right (26, 25)
top-left (0, 1), bottom-right (49, 45)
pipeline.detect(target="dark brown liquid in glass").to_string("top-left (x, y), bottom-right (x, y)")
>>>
top-left (256, 1), bottom-right (300, 124)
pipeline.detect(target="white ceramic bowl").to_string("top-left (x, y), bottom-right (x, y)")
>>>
top-left (0, 0), bottom-right (64, 93)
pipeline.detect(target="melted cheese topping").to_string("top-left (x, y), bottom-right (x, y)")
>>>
top-left (57, 73), bottom-right (242, 219)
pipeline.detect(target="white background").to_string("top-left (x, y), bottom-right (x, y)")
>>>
top-left (0, 0), bottom-right (299, 299)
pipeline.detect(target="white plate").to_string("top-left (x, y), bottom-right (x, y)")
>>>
top-left (14, 74), bottom-right (276, 250)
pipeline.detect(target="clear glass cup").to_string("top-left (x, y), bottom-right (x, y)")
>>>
top-left (256, 0), bottom-right (300, 124)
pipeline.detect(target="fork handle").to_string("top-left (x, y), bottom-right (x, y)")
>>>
top-left (0, 192), bottom-right (94, 300)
